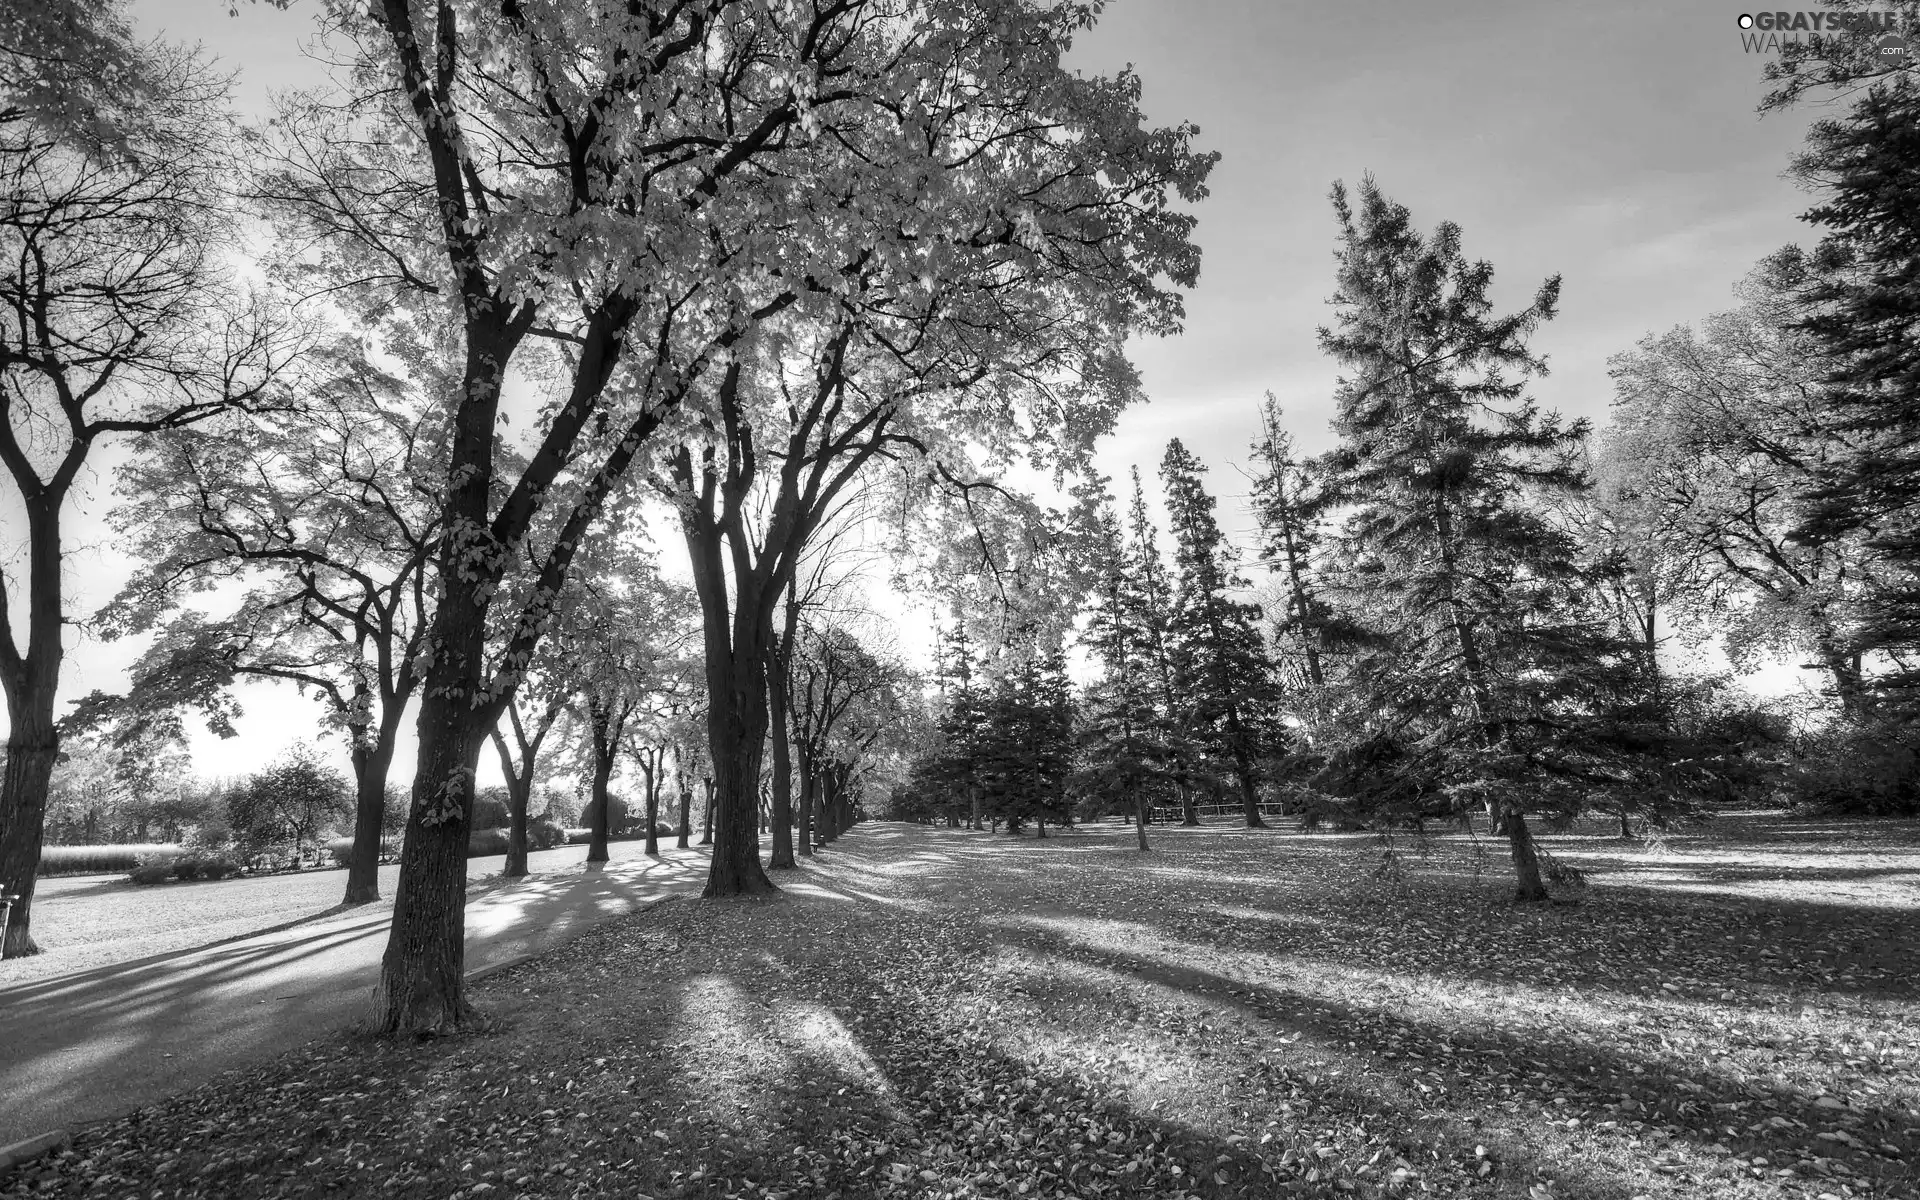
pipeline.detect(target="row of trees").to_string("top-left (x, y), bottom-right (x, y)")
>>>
top-left (905, 39), bottom-right (1920, 895)
top-left (2, 0), bottom-right (1211, 1042)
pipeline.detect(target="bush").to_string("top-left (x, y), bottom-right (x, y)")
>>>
top-left (39, 843), bottom-right (183, 877)
top-left (472, 789), bottom-right (511, 830)
top-left (650, 821), bottom-right (676, 840)
top-left (467, 827), bottom-right (510, 859)
top-left (172, 855), bottom-right (201, 881)
top-left (529, 816), bottom-right (567, 851)
top-left (196, 855), bottom-right (241, 880)
top-left (1787, 718), bottom-right (1920, 815)
top-left (565, 827), bottom-right (592, 846)
top-left (128, 863), bottom-right (173, 885)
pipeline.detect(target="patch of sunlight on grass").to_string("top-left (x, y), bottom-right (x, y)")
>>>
top-left (780, 880), bottom-right (859, 902)
top-left (1601, 874), bottom-right (1920, 910)
top-left (1211, 905), bottom-right (1335, 930)
top-left (1139, 868), bottom-right (1289, 888)
top-left (671, 974), bottom-right (789, 1135)
top-left (773, 999), bottom-right (908, 1119)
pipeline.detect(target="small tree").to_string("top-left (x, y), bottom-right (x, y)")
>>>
top-left (228, 745), bottom-right (351, 870)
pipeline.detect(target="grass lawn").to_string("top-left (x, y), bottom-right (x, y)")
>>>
top-left (2, 840), bottom-right (673, 986)
top-left (3, 811), bottom-right (1916, 1199)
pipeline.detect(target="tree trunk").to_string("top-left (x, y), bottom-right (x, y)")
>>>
top-left (700, 777), bottom-right (713, 845)
top-left (767, 655), bottom-right (796, 869)
top-left (0, 716), bottom-right (56, 959)
top-left (1503, 802), bottom-right (1549, 903)
top-left (344, 714), bottom-right (401, 904)
top-left (643, 753), bottom-right (661, 856)
top-left (797, 755), bottom-right (816, 857)
top-left (588, 750), bottom-right (614, 865)
top-left (1134, 788), bottom-right (1150, 852)
top-left (673, 745), bottom-right (692, 849)
top-left (1179, 782), bottom-right (1199, 827)
top-left (377, 683), bottom-right (484, 1033)
top-left (505, 776), bottom-right (531, 878)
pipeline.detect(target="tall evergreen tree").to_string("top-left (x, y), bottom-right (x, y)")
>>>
top-left (1125, 468), bottom-right (1192, 824)
top-left (1315, 176), bottom-right (1635, 902)
top-left (1075, 494), bottom-right (1169, 849)
top-left (1159, 439), bottom-right (1277, 828)
top-left (1249, 394), bottom-right (1339, 690)
top-left (1790, 77), bottom-right (1920, 710)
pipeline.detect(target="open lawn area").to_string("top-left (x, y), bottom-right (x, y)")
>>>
top-left (2, 841), bottom-right (672, 986)
top-left (4, 811), bottom-right (1917, 1200)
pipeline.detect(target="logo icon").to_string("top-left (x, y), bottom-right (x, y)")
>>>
top-left (1874, 32), bottom-right (1910, 67)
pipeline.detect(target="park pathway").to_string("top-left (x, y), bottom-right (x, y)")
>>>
top-left (0, 847), bottom-right (707, 1148)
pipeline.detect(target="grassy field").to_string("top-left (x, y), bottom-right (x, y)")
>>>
top-left (3, 811), bottom-right (1916, 1199)
top-left (1, 840), bottom-right (672, 986)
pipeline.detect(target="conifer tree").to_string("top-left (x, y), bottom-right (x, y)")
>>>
top-left (1315, 176), bottom-right (1638, 902)
top-left (1159, 439), bottom-right (1278, 828)
top-left (1249, 394), bottom-right (1339, 691)
top-left (1125, 469), bottom-right (1192, 824)
top-left (1790, 77), bottom-right (1920, 710)
top-left (1075, 495), bottom-right (1169, 849)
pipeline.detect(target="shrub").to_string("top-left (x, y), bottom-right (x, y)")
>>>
top-left (467, 827), bottom-right (510, 859)
top-left (324, 835), bottom-right (400, 867)
top-left (472, 788), bottom-right (511, 830)
top-left (197, 855), bottom-right (241, 880)
top-left (529, 816), bottom-right (567, 851)
top-left (1787, 718), bottom-right (1920, 815)
top-left (128, 863), bottom-right (173, 886)
top-left (172, 855), bottom-right (201, 881)
top-left (565, 827), bottom-right (592, 846)
top-left (39, 843), bottom-right (183, 877)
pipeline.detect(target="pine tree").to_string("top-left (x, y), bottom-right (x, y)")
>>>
top-left (1792, 77), bottom-right (1920, 711)
top-left (1076, 495), bottom-right (1172, 849)
top-left (1125, 469), bottom-right (1192, 824)
top-left (1249, 394), bottom-right (1339, 690)
top-left (1159, 439), bottom-right (1279, 828)
top-left (1315, 176), bottom-right (1639, 902)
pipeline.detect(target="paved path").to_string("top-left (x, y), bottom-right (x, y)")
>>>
top-left (0, 847), bottom-right (707, 1147)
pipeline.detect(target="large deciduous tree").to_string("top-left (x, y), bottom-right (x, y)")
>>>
top-left (288, 0), bottom-right (1206, 1031)
top-left (1603, 250), bottom-right (1875, 711)
top-left (0, 28), bottom-right (297, 958)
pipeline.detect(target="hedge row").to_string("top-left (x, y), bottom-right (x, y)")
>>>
top-left (39, 844), bottom-right (183, 877)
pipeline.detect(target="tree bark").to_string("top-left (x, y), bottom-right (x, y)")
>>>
top-left (344, 708), bottom-right (402, 904)
top-left (1178, 782), bottom-right (1199, 827)
top-left (0, 489), bottom-right (66, 959)
top-left (1506, 806), bottom-right (1548, 903)
top-left (700, 777), bottom-right (714, 845)
top-left (588, 749), bottom-right (614, 865)
top-left (643, 749), bottom-right (661, 856)
top-left (767, 652), bottom-right (797, 868)
top-left (377, 680), bottom-right (486, 1033)
top-left (1134, 788), bottom-right (1150, 852)
top-left (673, 744), bottom-right (692, 849)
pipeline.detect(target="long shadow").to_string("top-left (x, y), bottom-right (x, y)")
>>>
top-left (974, 911), bottom-right (1916, 1197)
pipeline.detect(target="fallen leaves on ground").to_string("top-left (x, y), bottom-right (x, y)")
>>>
top-left (3, 811), bottom-right (1916, 1199)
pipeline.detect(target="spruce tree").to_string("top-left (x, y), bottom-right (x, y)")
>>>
top-left (1315, 176), bottom-right (1632, 902)
top-left (1159, 438), bottom-right (1278, 828)
top-left (1249, 394), bottom-right (1339, 690)
top-left (1076, 495), bottom-right (1170, 848)
top-left (1125, 469), bottom-right (1192, 824)
top-left (1792, 77), bottom-right (1920, 711)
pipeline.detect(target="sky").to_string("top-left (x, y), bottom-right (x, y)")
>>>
top-left (12, 0), bottom-right (1841, 783)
